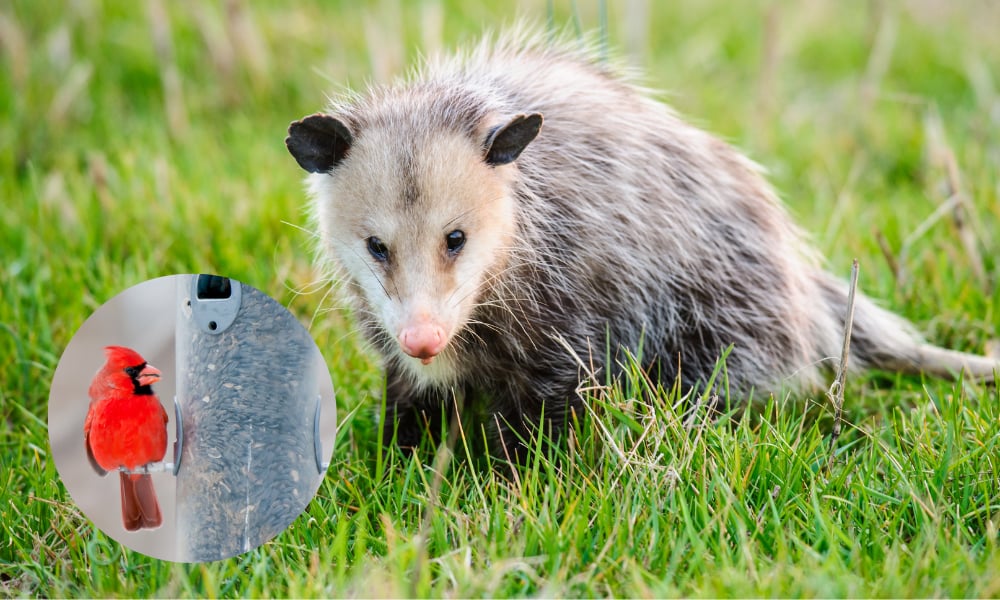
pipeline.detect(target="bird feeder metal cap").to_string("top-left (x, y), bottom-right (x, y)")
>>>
top-left (190, 275), bottom-right (241, 335)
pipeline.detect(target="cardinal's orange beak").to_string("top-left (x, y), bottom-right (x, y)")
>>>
top-left (137, 363), bottom-right (162, 386)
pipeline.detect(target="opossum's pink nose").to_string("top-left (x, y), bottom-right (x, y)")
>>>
top-left (398, 323), bottom-right (448, 365)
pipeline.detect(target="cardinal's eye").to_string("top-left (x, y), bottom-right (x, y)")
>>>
top-left (124, 364), bottom-right (144, 378)
top-left (445, 230), bottom-right (466, 255)
top-left (367, 236), bottom-right (389, 262)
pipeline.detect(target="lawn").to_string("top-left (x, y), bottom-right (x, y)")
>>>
top-left (2, 0), bottom-right (999, 597)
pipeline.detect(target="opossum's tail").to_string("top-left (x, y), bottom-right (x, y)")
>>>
top-left (815, 272), bottom-right (998, 383)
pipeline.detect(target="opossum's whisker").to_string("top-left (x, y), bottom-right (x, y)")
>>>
top-left (329, 326), bottom-right (363, 349)
top-left (447, 262), bottom-right (534, 319)
top-left (280, 219), bottom-right (322, 240)
top-left (307, 281), bottom-right (346, 331)
top-left (346, 245), bottom-right (393, 300)
top-left (454, 324), bottom-right (490, 350)
top-left (463, 279), bottom-right (527, 324)
top-left (443, 203), bottom-right (493, 230)
top-left (350, 305), bottom-right (380, 321)
top-left (452, 269), bottom-right (528, 310)
top-left (470, 299), bottom-right (537, 352)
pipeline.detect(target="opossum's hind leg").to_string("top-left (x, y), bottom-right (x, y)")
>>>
top-left (815, 272), bottom-right (998, 382)
top-left (382, 364), bottom-right (452, 451)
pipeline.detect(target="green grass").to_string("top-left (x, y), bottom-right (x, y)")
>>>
top-left (2, 0), bottom-right (999, 597)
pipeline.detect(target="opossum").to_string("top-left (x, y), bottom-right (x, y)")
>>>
top-left (286, 30), bottom-right (998, 457)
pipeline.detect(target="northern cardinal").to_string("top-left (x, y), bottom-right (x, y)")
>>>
top-left (84, 346), bottom-right (169, 531)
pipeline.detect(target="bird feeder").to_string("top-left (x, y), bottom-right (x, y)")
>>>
top-left (173, 274), bottom-right (328, 562)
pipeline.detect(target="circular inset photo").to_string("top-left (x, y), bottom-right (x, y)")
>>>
top-left (49, 274), bottom-right (337, 562)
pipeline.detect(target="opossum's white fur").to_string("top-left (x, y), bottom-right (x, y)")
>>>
top-left (297, 27), bottom-right (996, 448)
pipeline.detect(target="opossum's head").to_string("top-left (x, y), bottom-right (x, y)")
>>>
top-left (286, 108), bottom-right (542, 383)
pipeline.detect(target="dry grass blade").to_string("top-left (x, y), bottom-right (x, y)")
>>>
top-left (753, 4), bottom-right (780, 134)
top-left (411, 392), bottom-right (463, 598)
top-left (873, 229), bottom-right (901, 288)
top-left (923, 107), bottom-right (988, 290)
top-left (46, 62), bottom-right (93, 125)
top-left (0, 10), bottom-right (28, 86)
top-left (859, 0), bottom-right (896, 113)
top-left (148, 0), bottom-right (188, 138)
top-left (827, 259), bottom-right (859, 469)
top-left (225, 0), bottom-right (269, 78)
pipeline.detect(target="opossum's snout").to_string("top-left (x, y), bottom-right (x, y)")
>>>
top-left (397, 320), bottom-right (448, 365)
top-left (391, 296), bottom-right (462, 367)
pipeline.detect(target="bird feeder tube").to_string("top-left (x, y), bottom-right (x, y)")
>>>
top-left (173, 275), bottom-right (325, 562)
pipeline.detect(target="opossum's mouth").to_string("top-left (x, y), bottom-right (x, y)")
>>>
top-left (406, 351), bottom-right (440, 366)
top-left (397, 345), bottom-right (458, 387)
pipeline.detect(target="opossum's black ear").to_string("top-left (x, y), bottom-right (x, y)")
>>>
top-left (484, 113), bottom-right (543, 166)
top-left (286, 113), bottom-right (353, 173)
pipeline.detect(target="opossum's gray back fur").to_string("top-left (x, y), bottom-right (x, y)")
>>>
top-left (317, 28), bottom-right (994, 405)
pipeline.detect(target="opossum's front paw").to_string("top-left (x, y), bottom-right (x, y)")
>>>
top-left (382, 405), bottom-right (444, 452)
top-left (489, 415), bottom-right (536, 467)
top-left (490, 400), bottom-right (582, 468)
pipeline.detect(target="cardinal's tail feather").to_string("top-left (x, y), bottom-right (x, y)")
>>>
top-left (120, 472), bottom-right (162, 531)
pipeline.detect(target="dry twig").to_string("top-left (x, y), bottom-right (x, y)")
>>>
top-left (826, 259), bottom-right (859, 469)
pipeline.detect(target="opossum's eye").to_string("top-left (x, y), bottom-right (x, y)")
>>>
top-left (367, 236), bottom-right (389, 262)
top-left (445, 230), bottom-right (466, 255)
